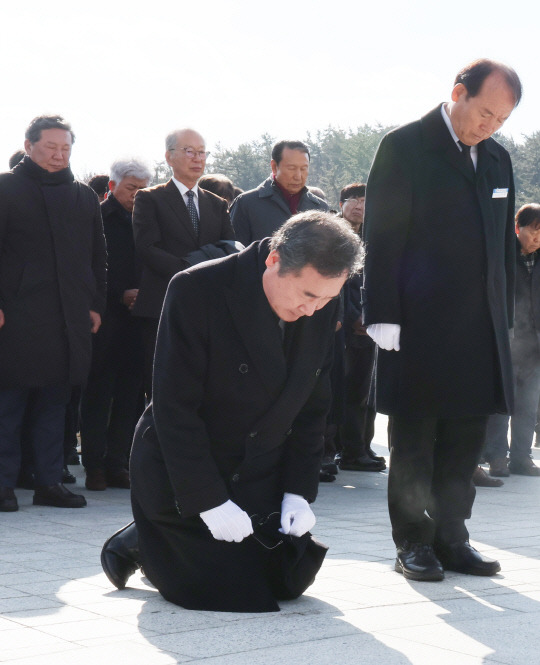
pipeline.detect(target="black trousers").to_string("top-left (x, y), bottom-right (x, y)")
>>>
top-left (388, 415), bottom-right (488, 547)
top-left (0, 384), bottom-right (70, 486)
top-left (340, 337), bottom-right (376, 460)
top-left (80, 314), bottom-right (144, 471)
top-left (141, 317), bottom-right (159, 400)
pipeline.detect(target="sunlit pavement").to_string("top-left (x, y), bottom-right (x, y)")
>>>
top-left (1, 415), bottom-right (539, 665)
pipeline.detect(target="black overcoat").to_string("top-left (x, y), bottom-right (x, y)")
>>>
top-left (130, 239), bottom-right (337, 611)
top-left (362, 105), bottom-right (515, 418)
top-left (0, 158), bottom-right (107, 389)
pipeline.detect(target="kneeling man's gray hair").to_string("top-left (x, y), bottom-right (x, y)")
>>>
top-left (270, 210), bottom-right (364, 278)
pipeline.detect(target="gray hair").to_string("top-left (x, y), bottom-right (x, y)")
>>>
top-left (165, 128), bottom-right (204, 152)
top-left (109, 158), bottom-right (152, 185)
top-left (270, 210), bottom-right (364, 278)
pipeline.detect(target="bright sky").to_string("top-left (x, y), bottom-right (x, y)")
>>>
top-left (2, 0), bottom-right (538, 179)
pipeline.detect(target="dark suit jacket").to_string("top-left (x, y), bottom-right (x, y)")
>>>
top-left (512, 240), bottom-right (540, 360)
top-left (362, 104), bottom-right (515, 418)
top-left (132, 180), bottom-right (234, 318)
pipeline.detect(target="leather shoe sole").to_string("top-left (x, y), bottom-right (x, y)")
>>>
top-left (101, 523), bottom-right (139, 589)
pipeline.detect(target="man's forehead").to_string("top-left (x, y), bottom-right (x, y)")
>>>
top-left (176, 131), bottom-right (205, 148)
top-left (40, 128), bottom-right (72, 144)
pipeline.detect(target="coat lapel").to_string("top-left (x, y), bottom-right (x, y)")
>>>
top-left (162, 180), bottom-right (198, 242)
top-left (421, 105), bottom-right (476, 183)
top-left (224, 243), bottom-right (287, 400)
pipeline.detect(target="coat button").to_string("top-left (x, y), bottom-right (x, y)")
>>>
top-left (231, 473), bottom-right (240, 483)
top-left (285, 429), bottom-right (292, 436)
top-left (239, 363), bottom-right (248, 373)
top-left (315, 368), bottom-right (321, 376)
top-left (249, 431), bottom-right (258, 438)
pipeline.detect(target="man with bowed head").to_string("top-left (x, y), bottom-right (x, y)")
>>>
top-left (0, 115), bottom-right (106, 511)
top-left (363, 59), bottom-right (521, 581)
top-left (101, 211), bottom-right (363, 612)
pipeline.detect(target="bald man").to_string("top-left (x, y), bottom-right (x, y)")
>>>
top-left (132, 128), bottom-right (235, 396)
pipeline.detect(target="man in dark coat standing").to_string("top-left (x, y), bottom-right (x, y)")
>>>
top-left (230, 140), bottom-right (328, 246)
top-left (0, 115), bottom-right (107, 511)
top-left (131, 128), bottom-right (234, 398)
top-left (100, 212), bottom-right (363, 612)
top-left (484, 204), bottom-right (540, 477)
top-left (362, 59), bottom-right (521, 581)
top-left (79, 158), bottom-right (152, 492)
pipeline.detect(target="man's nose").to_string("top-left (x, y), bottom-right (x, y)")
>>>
top-left (298, 301), bottom-right (319, 316)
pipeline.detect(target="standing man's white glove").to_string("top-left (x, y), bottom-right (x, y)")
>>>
top-left (366, 323), bottom-right (401, 351)
top-left (280, 492), bottom-right (316, 537)
top-left (200, 499), bottom-right (254, 542)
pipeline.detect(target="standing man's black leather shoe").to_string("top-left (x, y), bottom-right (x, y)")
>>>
top-left (0, 487), bottom-right (18, 512)
top-left (33, 484), bottom-right (86, 508)
top-left (395, 542), bottom-right (444, 581)
top-left (101, 522), bottom-right (140, 589)
top-left (435, 541), bottom-right (501, 576)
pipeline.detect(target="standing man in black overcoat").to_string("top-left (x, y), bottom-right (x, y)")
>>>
top-left (101, 212), bottom-right (363, 612)
top-left (0, 115), bottom-right (107, 511)
top-left (362, 59), bottom-right (521, 580)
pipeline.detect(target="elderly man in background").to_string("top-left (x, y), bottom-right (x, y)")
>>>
top-left (230, 140), bottom-right (328, 246)
top-left (0, 115), bottom-right (107, 511)
top-left (132, 128), bottom-right (234, 398)
top-left (80, 159), bottom-right (152, 491)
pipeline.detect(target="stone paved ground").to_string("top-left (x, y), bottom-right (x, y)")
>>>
top-left (1, 415), bottom-right (539, 664)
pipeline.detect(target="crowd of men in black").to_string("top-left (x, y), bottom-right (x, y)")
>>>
top-left (2, 58), bottom-right (540, 610)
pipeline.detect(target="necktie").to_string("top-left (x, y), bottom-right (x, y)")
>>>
top-left (186, 190), bottom-right (199, 235)
top-left (458, 141), bottom-right (475, 177)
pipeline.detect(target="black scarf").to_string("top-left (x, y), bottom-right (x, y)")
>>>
top-left (13, 155), bottom-right (74, 186)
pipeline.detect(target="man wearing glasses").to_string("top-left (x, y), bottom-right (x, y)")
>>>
top-left (100, 212), bottom-right (363, 612)
top-left (131, 128), bottom-right (235, 398)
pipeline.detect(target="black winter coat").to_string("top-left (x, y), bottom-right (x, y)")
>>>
top-left (0, 157), bottom-right (107, 389)
top-left (362, 105), bottom-right (515, 417)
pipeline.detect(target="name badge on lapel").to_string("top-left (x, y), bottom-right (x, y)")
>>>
top-left (492, 188), bottom-right (508, 199)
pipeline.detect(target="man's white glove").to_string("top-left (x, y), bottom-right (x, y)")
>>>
top-left (200, 499), bottom-right (254, 542)
top-left (366, 323), bottom-right (401, 351)
top-left (280, 492), bottom-right (316, 537)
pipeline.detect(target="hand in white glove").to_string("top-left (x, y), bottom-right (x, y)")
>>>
top-left (280, 492), bottom-right (316, 537)
top-left (200, 499), bottom-right (254, 542)
top-left (366, 323), bottom-right (401, 351)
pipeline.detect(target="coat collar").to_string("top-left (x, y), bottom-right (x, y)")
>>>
top-left (421, 104), bottom-right (500, 183)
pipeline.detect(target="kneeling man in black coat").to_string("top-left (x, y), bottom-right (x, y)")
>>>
top-left (101, 211), bottom-right (363, 612)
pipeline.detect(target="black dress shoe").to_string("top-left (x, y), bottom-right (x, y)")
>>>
top-left (395, 542), bottom-right (444, 581)
top-left (0, 487), bottom-right (18, 512)
top-left (367, 448), bottom-right (387, 466)
top-left (106, 468), bottom-right (131, 489)
top-left (321, 455), bottom-right (338, 475)
top-left (101, 522), bottom-right (140, 589)
top-left (33, 484), bottom-right (87, 508)
top-left (340, 454), bottom-right (386, 472)
top-left (435, 541), bottom-right (501, 576)
top-left (472, 466), bottom-right (503, 487)
top-left (62, 466), bottom-right (77, 484)
top-left (508, 457), bottom-right (540, 476)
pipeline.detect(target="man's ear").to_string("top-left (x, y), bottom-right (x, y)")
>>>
top-left (265, 249), bottom-right (280, 269)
